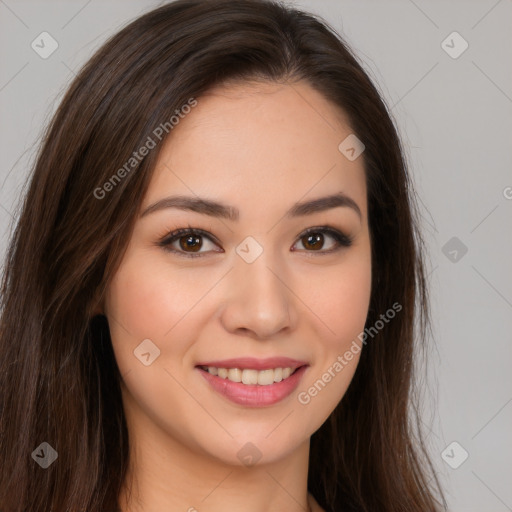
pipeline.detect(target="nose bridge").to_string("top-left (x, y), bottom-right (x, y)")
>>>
top-left (236, 248), bottom-right (282, 297)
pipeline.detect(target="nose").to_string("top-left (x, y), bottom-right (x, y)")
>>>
top-left (219, 251), bottom-right (297, 339)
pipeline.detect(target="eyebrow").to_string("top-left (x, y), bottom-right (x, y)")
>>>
top-left (140, 191), bottom-right (362, 221)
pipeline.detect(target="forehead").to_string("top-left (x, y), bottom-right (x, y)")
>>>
top-left (144, 80), bottom-right (367, 220)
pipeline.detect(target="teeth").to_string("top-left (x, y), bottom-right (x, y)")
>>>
top-left (227, 368), bottom-right (242, 382)
top-left (257, 369), bottom-right (274, 386)
top-left (203, 366), bottom-right (297, 385)
top-left (242, 369), bottom-right (258, 385)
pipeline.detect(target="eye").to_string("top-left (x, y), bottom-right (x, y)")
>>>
top-left (291, 226), bottom-right (353, 254)
top-left (158, 225), bottom-right (353, 258)
top-left (158, 227), bottom-right (222, 258)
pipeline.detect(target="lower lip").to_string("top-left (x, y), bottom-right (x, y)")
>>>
top-left (197, 366), bottom-right (308, 407)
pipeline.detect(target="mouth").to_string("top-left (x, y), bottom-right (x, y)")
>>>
top-left (195, 359), bottom-right (309, 407)
top-left (198, 365), bottom-right (302, 385)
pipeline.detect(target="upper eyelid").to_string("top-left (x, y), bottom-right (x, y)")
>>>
top-left (161, 227), bottom-right (220, 245)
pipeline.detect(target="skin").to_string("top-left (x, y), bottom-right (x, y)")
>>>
top-left (100, 79), bottom-right (372, 512)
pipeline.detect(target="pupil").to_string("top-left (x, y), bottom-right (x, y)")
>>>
top-left (180, 235), bottom-right (202, 252)
top-left (304, 233), bottom-right (323, 250)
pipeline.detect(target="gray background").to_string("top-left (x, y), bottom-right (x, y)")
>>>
top-left (1, 1), bottom-right (511, 510)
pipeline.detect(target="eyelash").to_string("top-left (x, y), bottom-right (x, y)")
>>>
top-left (156, 225), bottom-right (353, 259)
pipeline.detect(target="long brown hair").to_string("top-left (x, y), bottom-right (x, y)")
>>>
top-left (0, 1), bottom-right (445, 510)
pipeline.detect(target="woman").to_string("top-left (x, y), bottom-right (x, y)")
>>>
top-left (0, 0), bottom-right (446, 510)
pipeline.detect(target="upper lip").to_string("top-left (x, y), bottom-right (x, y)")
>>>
top-left (196, 357), bottom-right (308, 371)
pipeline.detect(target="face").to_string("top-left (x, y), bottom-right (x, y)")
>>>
top-left (103, 80), bottom-right (372, 467)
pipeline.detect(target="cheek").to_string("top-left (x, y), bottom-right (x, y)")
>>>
top-left (294, 254), bottom-right (371, 413)
top-left (104, 258), bottom-right (182, 375)
top-left (105, 253), bottom-right (229, 378)
top-left (305, 256), bottom-right (372, 348)
top-left (106, 254), bottom-right (215, 339)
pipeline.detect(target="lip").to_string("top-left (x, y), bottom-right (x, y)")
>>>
top-left (197, 364), bottom-right (308, 407)
top-left (195, 356), bottom-right (308, 371)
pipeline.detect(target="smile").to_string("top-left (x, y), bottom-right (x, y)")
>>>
top-left (196, 364), bottom-right (308, 407)
top-left (200, 365), bottom-right (298, 385)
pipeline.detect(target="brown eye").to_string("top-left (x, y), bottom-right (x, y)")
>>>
top-left (301, 232), bottom-right (325, 251)
top-left (159, 228), bottom-right (222, 258)
top-left (292, 227), bottom-right (353, 253)
top-left (179, 234), bottom-right (203, 252)
top-left (159, 226), bottom-right (352, 258)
